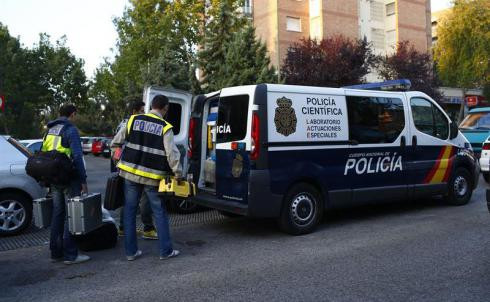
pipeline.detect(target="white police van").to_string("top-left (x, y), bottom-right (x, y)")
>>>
top-left (144, 84), bottom-right (479, 235)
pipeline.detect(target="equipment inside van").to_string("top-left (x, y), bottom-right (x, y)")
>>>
top-left (143, 84), bottom-right (479, 235)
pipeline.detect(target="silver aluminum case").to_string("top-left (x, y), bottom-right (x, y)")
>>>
top-left (33, 197), bottom-right (53, 228)
top-left (67, 193), bottom-right (102, 235)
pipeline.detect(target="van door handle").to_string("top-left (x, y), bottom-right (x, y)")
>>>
top-left (400, 136), bottom-right (406, 148)
top-left (412, 136), bottom-right (417, 148)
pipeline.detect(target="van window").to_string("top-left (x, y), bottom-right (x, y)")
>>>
top-left (411, 98), bottom-right (449, 140)
top-left (166, 103), bottom-right (182, 135)
top-left (347, 96), bottom-right (405, 144)
top-left (217, 95), bottom-right (249, 143)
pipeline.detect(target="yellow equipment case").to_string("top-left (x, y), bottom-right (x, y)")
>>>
top-left (158, 176), bottom-right (196, 198)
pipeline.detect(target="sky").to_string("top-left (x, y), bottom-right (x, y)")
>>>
top-left (0, 0), bottom-right (453, 78)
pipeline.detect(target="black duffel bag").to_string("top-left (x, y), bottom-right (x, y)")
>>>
top-left (75, 221), bottom-right (118, 252)
top-left (26, 150), bottom-right (74, 186)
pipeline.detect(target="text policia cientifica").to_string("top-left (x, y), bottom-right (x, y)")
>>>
top-left (302, 97), bottom-right (343, 115)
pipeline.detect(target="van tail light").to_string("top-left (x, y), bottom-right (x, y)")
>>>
top-left (483, 143), bottom-right (490, 150)
top-left (188, 117), bottom-right (197, 158)
top-left (250, 112), bottom-right (260, 160)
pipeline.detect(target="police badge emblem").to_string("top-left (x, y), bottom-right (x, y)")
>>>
top-left (274, 97), bottom-right (297, 136)
top-left (232, 154), bottom-right (243, 178)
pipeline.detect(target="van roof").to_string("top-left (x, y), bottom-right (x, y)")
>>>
top-left (265, 84), bottom-right (405, 96)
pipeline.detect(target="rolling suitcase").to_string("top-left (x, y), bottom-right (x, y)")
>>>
top-left (104, 173), bottom-right (124, 210)
top-left (33, 197), bottom-right (53, 228)
top-left (67, 193), bottom-right (103, 235)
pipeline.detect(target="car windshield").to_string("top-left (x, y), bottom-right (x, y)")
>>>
top-left (459, 112), bottom-right (490, 130)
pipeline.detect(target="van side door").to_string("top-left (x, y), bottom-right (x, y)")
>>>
top-left (215, 86), bottom-right (256, 204)
top-left (406, 93), bottom-right (453, 197)
top-left (142, 86), bottom-right (193, 176)
top-left (344, 90), bottom-right (410, 203)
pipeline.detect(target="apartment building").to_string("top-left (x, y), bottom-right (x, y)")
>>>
top-left (249, 0), bottom-right (432, 69)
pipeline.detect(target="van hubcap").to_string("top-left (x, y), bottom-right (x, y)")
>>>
top-left (0, 200), bottom-right (26, 232)
top-left (291, 194), bottom-right (315, 225)
top-left (454, 176), bottom-right (468, 197)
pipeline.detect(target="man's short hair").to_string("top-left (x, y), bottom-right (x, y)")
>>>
top-left (151, 95), bottom-right (169, 110)
top-left (129, 100), bottom-right (145, 114)
top-left (59, 104), bottom-right (77, 117)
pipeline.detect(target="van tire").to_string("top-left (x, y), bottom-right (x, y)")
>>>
top-left (446, 168), bottom-right (473, 206)
top-left (278, 183), bottom-right (323, 235)
top-left (0, 192), bottom-right (32, 236)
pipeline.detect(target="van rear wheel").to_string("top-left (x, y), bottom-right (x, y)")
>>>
top-left (278, 183), bottom-right (323, 235)
top-left (446, 168), bottom-right (473, 206)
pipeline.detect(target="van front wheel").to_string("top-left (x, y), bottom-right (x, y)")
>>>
top-left (446, 168), bottom-right (473, 206)
top-left (278, 183), bottom-right (323, 235)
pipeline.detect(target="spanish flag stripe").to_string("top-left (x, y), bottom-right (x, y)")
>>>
top-left (430, 146), bottom-right (453, 183)
top-left (442, 147), bottom-right (455, 182)
top-left (424, 146), bottom-right (447, 183)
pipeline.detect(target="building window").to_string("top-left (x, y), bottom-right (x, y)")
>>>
top-left (370, 1), bottom-right (384, 22)
top-left (386, 30), bottom-right (396, 49)
top-left (386, 2), bottom-right (395, 16)
top-left (371, 28), bottom-right (385, 49)
top-left (286, 17), bottom-right (302, 32)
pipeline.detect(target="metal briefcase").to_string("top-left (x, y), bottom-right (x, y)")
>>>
top-left (67, 193), bottom-right (103, 235)
top-left (33, 197), bottom-right (53, 228)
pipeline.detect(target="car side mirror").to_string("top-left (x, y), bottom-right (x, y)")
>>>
top-left (449, 121), bottom-right (459, 139)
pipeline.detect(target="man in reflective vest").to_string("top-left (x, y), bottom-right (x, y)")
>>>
top-left (112, 99), bottom-right (158, 240)
top-left (112, 95), bottom-right (182, 261)
top-left (42, 104), bottom-right (90, 265)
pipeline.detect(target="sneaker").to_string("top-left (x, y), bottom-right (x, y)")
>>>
top-left (64, 254), bottom-right (91, 265)
top-left (118, 229), bottom-right (124, 236)
top-left (127, 250), bottom-right (142, 261)
top-left (160, 250), bottom-right (180, 260)
top-left (142, 230), bottom-right (158, 240)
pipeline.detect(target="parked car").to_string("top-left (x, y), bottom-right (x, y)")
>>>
top-left (20, 139), bottom-right (43, 153)
top-left (480, 136), bottom-right (490, 183)
top-left (0, 136), bottom-right (46, 236)
top-left (92, 137), bottom-right (111, 158)
top-left (81, 137), bottom-right (95, 154)
top-left (459, 107), bottom-right (490, 156)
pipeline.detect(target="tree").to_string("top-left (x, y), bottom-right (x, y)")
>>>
top-left (34, 34), bottom-right (89, 120)
top-left (0, 24), bottom-right (49, 138)
top-left (281, 36), bottom-right (377, 87)
top-left (434, 0), bottom-right (489, 90)
top-left (378, 41), bottom-right (442, 101)
top-left (214, 21), bottom-right (277, 88)
top-left (198, 0), bottom-right (246, 91)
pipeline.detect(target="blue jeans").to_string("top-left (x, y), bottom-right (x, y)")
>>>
top-left (49, 181), bottom-right (81, 261)
top-left (123, 179), bottom-right (173, 257)
top-left (119, 193), bottom-right (155, 232)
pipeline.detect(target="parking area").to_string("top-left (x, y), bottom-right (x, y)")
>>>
top-left (0, 155), bottom-right (228, 252)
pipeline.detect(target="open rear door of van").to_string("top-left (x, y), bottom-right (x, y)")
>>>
top-left (142, 86), bottom-right (193, 176)
top-left (215, 86), bottom-right (257, 204)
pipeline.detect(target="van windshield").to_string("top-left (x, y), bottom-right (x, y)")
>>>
top-left (459, 112), bottom-right (490, 130)
top-left (217, 95), bottom-right (249, 143)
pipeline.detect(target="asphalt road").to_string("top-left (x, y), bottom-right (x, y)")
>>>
top-left (1, 156), bottom-right (490, 302)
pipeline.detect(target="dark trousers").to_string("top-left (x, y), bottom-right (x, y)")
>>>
top-left (119, 193), bottom-right (155, 232)
top-left (49, 181), bottom-right (81, 261)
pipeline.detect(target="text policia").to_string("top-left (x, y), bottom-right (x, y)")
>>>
top-left (344, 152), bottom-right (403, 175)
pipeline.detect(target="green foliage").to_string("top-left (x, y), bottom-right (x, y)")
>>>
top-left (198, 0), bottom-right (246, 91)
top-left (217, 22), bottom-right (277, 87)
top-left (0, 24), bottom-right (88, 139)
top-left (434, 0), bottom-right (489, 89)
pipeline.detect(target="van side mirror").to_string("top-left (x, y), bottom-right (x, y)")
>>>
top-left (449, 121), bottom-right (459, 139)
